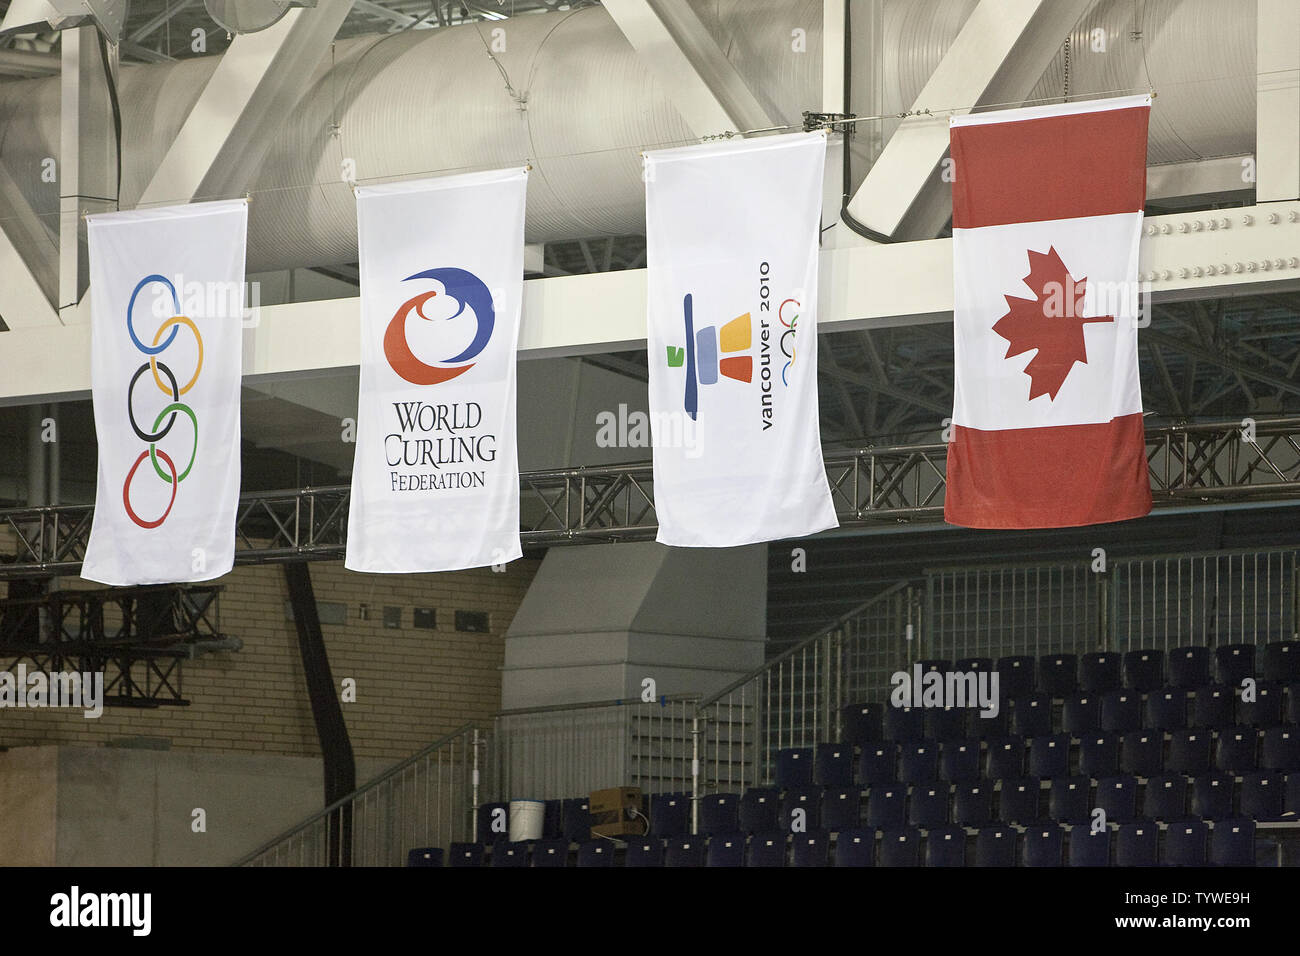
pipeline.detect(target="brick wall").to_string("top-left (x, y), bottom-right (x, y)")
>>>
top-left (0, 549), bottom-right (540, 764)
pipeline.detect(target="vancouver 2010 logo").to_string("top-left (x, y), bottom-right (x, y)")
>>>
top-left (383, 268), bottom-right (495, 386)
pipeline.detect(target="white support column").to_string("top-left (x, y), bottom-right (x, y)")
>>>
top-left (845, 0), bottom-right (1093, 240)
top-left (139, 0), bottom-right (355, 207)
top-left (58, 24), bottom-right (117, 322)
top-left (602, 0), bottom-right (774, 136)
top-left (1256, 0), bottom-right (1300, 202)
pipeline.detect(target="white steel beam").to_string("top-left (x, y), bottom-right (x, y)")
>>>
top-left (138, 0), bottom-right (355, 208)
top-left (1147, 156), bottom-right (1256, 204)
top-left (0, 164), bottom-right (58, 327)
top-left (1256, 0), bottom-right (1300, 202)
top-left (601, 0), bottom-right (774, 136)
top-left (2, 201), bottom-right (1296, 404)
top-left (845, 0), bottom-right (1094, 240)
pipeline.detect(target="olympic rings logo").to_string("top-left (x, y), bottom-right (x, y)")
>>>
top-left (779, 297), bottom-right (800, 386)
top-left (122, 275), bottom-right (203, 529)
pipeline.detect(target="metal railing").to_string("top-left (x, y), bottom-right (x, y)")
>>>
top-left (234, 723), bottom-right (482, 867)
top-left (490, 695), bottom-right (699, 802)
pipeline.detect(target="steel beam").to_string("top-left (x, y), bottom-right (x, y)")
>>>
top-left (1256, 0), bottom-right (1300, 202)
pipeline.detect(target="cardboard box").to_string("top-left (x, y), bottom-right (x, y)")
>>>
top-left (589, 786), bottom-right (645, 838)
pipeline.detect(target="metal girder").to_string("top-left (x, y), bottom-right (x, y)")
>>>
top-left (845, 0), bottom-right (1095, 240)
top-left (138, 0), bottom-right (355, 208)
top-left (1256, 0), bottom-right (1300, 202)
top-left (2, 419), bottom-right (1299, 577)
top-left (601, 0), bottom-right (774, 136)
top-left (127, 0), bottom-right (201, 43)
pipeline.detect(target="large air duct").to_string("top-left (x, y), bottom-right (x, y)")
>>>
top-left (0, 0), bottom-right (1257, 275)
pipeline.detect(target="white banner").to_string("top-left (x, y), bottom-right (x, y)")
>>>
top-left (644, 132), bottom-right (837, 547)
top-left (82, 199), bottom-right (248, 585)
top-left (346, 168), bottom-right (527, 573)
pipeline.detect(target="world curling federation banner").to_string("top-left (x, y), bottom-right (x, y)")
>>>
top-left (347, 168), bottom-right (527, 573)
top-left (644, 132), bottom-right (837, 547)
top-left (82, 199), bottom-right (247, 585)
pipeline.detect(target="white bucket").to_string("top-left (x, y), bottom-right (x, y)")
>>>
top-left (508, 800), bottom-right (546, 842)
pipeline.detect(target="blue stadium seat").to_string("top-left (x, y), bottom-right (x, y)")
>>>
top-left (1210, 818), bottom-right (1256, 866)
top-left (1011, 694), bottom-right (1053, 738)
top-left (1192, 773), bottom-right (1235, 820)
top-left (1121, 730), bottom-right (1164, 776)
top-left (477, 801), bottom-right (509, 844)
top-left (406, 847), bottom-right (443, 867)
top-left (1123, 649), bottom-right (1164, 693)
top-left (955, 656), bottom-right (994, 675)
top-left (448, 843), bottom-right (484, 867)
top-left (866, 787), bottom-right (907, 830)
top-left (998, 778), bottom-right (1040, 824)
top-left (739, 787), bottom-right (779, 833)
top-left (1039, 654), bottom-right (1079, 697)
top-left (1286, 683), bottom-right (1300, 725)
top-left (1048, 776), bottom-right (1091, 825)
top-left (966, 705), bottom-right (1009, 739)
top-left (925, 826), bottom-right (966, 867)
top-left (1080, 733), bottom-right (1121, 777)
top-left (1143, 773), bottom-right (1187, 821)
top-left (834, 828), bottom-right (876, 867)
top-left (974, 825), bottom-right (1017, 867)
top-left (1164, 820), bottom-right (1209, 865)
top-left (780, 787), bottom-right (821, 831)
top-left (1116, 821), bottom-right (1158, 866)
top-left (940, 740), bottom-right (981, 783)
top-left (918, 658), bottom-right (950, 675)
top-left (996, 655), bottom-right (1036, 700)
top-left (859, 743), bottom-right (898, 786)
top-left (1096, 775), bottom-right (1139, 824)
top-left (543, 799), bottom-right (563, 838)
top-left (1145, 689), bottom-right (1189, 731)
top-left (1262, 726), bottom-right (1300, 772)
top-left (1167, 729), bottom-right (1212, 774)
top-left (698, 793), bottom-right (739, 835)
top-left (1023, 825), bottom-right (1064, 866)
top-left (1100, 690), bottom-right (1142, 733)
top-left (820, 787), bottom-right (861, 831)
top-left (908, 785), bottom-right (949, 828)
top-left (649, 793), bottom-right (689, 837)
top-left (1216, 643), bottom-right (1256, 687)
top-left (1238, 771), bottom-right (1285, 821)
top-left (561, 798), bottom-right (590, 842)
top-left (953, 782), bottom-right (994, 827)
top-left (1080, 652), bottom-right (1122, 694)
top-left (1216, 725), bottom-right (1258, 773)
top-left (1286, 774), bottom-right (1300, 816)
top-left (1068, 825), bottom-right (1110, 867)
top-left (791, 830), bottom-right (830, 867)
top-left (491, 842), bottom-right (529, 867)
top-left (883, 705), bottom-right (925, 743)
top-left (624, 837), bottom-right (664, 867)
top-left (925, 705), bottom-right (968, 742)
top-left (705, 832), bottom-right (745, 867)
top-left (775, 747), bottom-right (814, 789)
top-left (815, 743), bottom-right (854, 787)
top-left (878, 828), bottom-right (921, 867)
top-left (1062, 693), bottom-right (1101, 735)
top-left (664, 835), bottom-right (704, 867)
top-left (1169, 646), bottom-right (1211, 688)
top-left (986, 736), bottom-right (1025, 780)
top-left (1238, 682), bottom-right (1283, 727)
top-left (746, 832), bottom-right (786, 868)
top-left (1028, 734), bottom-right (1071, 779)
top-left (1192, 684), bottom-right (1235, 730)
top-left (532, 838), bottom-right (569, 868)
top-left (899, 740), bottom-right (940, 785)
top-left (842, 702), bottom-right (883, 744)
top-left (1262, 641), bottom-right (1300, 683)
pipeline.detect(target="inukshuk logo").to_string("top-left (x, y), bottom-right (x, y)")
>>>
top-left (994, 246), bottom-right (1113, 401)
top-left (665, 261), bottom-right (794, 428)
top-left (123, 275), bottom-right (202, 529)
top-left (381, 268), bottom-right (498, 492)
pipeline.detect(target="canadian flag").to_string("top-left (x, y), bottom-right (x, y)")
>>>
top-left (945, 95), bottom-right (1153, 529)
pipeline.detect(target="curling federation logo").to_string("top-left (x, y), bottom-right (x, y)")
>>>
top-left (383, 267), bottom-right (495, 385)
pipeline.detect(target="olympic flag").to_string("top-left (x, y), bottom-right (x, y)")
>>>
top-left (346, 168), bottom-right (527, 573)
top-left (644, 132), bottom-right (837, 547)
top-left (82, 200), bottom-right (248, 586)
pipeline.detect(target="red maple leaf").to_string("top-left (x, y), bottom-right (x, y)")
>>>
top-left (993, 246), bottom-right (1113, 401)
